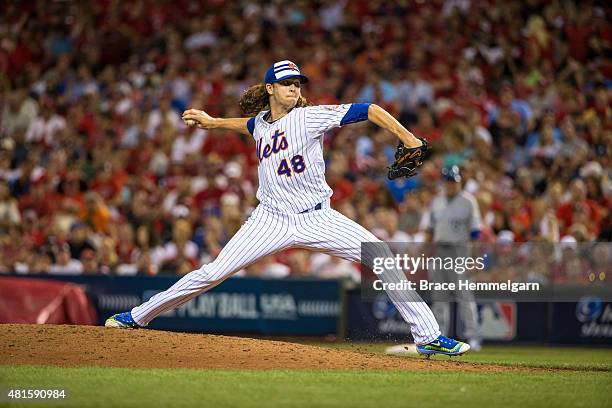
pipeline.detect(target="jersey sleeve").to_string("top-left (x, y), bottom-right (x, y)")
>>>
top-left (246, 117), bottom-right (256, 136)
top-left (305, 103), bottom-right (370, 137)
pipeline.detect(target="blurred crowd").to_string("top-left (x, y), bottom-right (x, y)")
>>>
top-left (0, 0), bottom-right (610, 284)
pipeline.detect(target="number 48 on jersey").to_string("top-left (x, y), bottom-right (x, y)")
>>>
top-left (277, 155), bottom-right (306, 177)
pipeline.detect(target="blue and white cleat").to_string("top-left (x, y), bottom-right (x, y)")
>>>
top-left (416, 335), bottom-right (470, 358)
top-left (105, 312), bottom-right (140, 329)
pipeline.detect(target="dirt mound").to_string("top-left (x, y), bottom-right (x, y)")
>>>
top-left (2, 324), bottom-right (512, 371)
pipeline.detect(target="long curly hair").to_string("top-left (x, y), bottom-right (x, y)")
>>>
top-left (239, 83), bottom-right (309, 116)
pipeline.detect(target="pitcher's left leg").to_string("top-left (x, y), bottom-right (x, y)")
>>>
top-left (294, 208), bottom-right (440, 345)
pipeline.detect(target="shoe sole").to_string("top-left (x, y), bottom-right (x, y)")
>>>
top-left (416, 345), bottom-right (471, 357)
top-left (417, 349), bottom-right (469, 357)
top-left (104, 319), bottom-right (136, 329)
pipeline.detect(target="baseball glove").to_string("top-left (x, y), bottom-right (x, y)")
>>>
top-left (387, 137), bottom-right (430, 180)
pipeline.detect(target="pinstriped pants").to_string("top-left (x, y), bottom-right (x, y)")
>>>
top-left (131, 204), bottom-right (440, 344)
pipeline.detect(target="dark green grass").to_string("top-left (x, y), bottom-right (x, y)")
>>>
top-left (307, 343), bottom-right (612, 371)
top-left (1, 365), bottom-right (610, 408)
top-left (2, 346), bottom-right (611, 407)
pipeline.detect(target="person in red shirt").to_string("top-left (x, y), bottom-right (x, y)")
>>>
top-left (509, 211), bottom-right (531, 243)
top-left (57, 173), bottom-right (85, 218)
top-left (18, 177), bottom-right (58, 220)
top-left (556, 179), bottom-right (601, 236)
top-left (90, 161), bottom-right (127, 204)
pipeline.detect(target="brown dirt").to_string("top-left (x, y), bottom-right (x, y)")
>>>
top-left (1, 324), bottom-right (523, 372)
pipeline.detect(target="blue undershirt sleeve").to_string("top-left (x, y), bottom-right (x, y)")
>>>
top-left (340, 103), bottom-right (370, 126)
top-left (246, 117), bottom-right (256, 136)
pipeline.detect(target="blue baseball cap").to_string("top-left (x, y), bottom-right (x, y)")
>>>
top-left (264, 60), bottom-right (309, 84)
top-left (441, 166), bottom-right (462, 182)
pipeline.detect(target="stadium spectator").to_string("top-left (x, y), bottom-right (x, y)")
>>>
top-left (98, 236), bottom-right (120, 275)
top-left (80, 192), bottom-right (111, 233)
top-left (152, 218), bottom-right (198, 275)
top-left (49, 243), bottom-right (83, 275)
top-left (0, 180), bottom-right (21, 233)
top-left (310, 253), bottom-right (360, 282)
top-left (245, 254), bottom-right (291, 279)
top-left (551, 236), bottom-right (590, 285)
top-left (80, 249), bottom-right (100, 275)
top-left (67, 222), bottom-right (95, 260)
top-left (556, 179), bottom-right (602, 237)
top-left (1, 89), bottom-right (38, 137)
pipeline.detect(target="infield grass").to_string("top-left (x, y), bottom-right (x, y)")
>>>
top-left (1, 346), bottom-right (610, 408)
top-left (311, 343), bottom-right (612, 371)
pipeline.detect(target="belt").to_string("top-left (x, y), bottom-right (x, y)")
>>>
top-left (300, 202), bottom-right (322, 214)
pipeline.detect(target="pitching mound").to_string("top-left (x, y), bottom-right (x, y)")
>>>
top-left (2, 324), bottom-right (514, 371)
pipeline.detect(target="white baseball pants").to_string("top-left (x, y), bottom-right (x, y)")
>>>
top-left (131, 203), bottom-right (440, 344)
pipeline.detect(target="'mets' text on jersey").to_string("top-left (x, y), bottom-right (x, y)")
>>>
top-left (247, 104), bottom-right (369, 213)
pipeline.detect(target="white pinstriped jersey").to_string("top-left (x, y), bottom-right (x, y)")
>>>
top-left (251, 104), bottom-right (352, 213)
